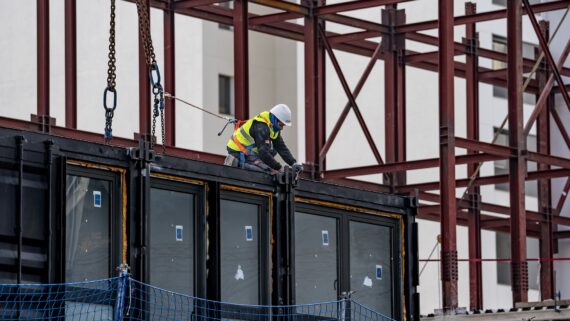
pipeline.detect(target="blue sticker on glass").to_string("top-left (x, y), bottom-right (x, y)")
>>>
top-left (376, 265), bottom-right (382, 280)
top-left (322, 230), bottom-right (329, 246)
top-left (93, 191), bottom-right (102, 208)
top-left (245, 226), bottom-right (253, 241)
top-left (176, 225), bottom-right (183, 241)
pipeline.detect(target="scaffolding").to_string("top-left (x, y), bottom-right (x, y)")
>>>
top-left (2, 0), bottom-right (570, 313)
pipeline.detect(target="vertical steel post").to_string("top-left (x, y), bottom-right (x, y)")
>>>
top-left (16, 136), bottom-right (25, 285)
top-left (234, 0), bottom-right (249, 121)
top-left (303, 0), bottom-right (325, 176)
top-left (438, 0), bottom-right (458, 311)
top-left (464, 2), bottom-right (482, 311)
top-left (536, 21), bottom-right (554, 300)
top-left (65, 0), bottom-right (77, 129)
top-left (138, 0), bottom-right (151, 138)
top-left (37, 0), bottom-right (50, 119)
top-left (164, 3), bottom-right (176, 146)
top-left (382, 6), bottom-right (406, 188)
top-left (507, 0), bottom-right (528, 304)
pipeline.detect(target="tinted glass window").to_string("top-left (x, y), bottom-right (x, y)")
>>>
top-left (294, 212), bottom-right (338, 304)
top-left (220, 199), bottom-right (259, 304)
top-left (150, 188), bottom-right (194, 295)
top-left (65, 175), bottom-right (110, 281)
top-left (350, 221), bottom-right (392, 317)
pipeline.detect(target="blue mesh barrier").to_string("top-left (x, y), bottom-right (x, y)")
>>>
top-left (0, 275), bottom-right (394, 321)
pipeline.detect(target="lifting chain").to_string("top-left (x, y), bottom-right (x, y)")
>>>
top-left (136, 0), bottom-right (165, 154)
top-left (103, 0), bottom-right (117, 143)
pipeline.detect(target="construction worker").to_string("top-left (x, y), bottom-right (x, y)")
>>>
top-left (225, 104), bottom-right (303, 174)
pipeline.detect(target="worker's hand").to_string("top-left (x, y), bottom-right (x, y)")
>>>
top-left (292, 162), bottom-right (304, 173)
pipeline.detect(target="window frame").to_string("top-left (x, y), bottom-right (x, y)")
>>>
top-left (293, 202), bottom-right (402, 320)
top-left (62, 165), bottom-right (121, 283)
top-left (217, 189), bottom-right (271, 306)
top-left (147, 177), bottom-right (205, 297)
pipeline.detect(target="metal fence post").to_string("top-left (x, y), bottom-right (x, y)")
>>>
top-left (114, 264), bottom-right (129, 321)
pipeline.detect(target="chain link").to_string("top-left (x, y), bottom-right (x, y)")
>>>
top-left (136, 0), bottom-right (166, 154)
top-left (103, 0), bottom-right (117, 143)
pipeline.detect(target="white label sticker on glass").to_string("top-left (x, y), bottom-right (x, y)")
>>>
top-left (245, 226), bottom-right (253, 241)
top-left (93, 191), bottom-right (102, 208)
top-left (235, 264), bottom-right (245, 280)
top-left (376, 264), bottom-right (382, 280)
top-left (363, 276), bottom-right (373, 288)
top-left (322, 230), bottom-right (329, 246)
top-left (176, 225), bottom-right (183, 241)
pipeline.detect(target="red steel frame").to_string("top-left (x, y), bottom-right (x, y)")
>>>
top-left (4, 0), bottom-right (570, 312)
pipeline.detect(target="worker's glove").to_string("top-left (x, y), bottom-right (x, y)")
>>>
top-left (292, 162), bottom-right (304, 173)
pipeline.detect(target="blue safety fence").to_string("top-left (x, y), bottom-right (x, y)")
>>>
top-left (0, 274), bottom-right (394, 321)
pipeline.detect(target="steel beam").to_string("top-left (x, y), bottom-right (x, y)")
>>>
top-left (234, 0), bottom-right (249, 121)
top-left (395, 0), bottom-right (570, 33)
top-left (383, 7), bottom-right (406, 188)
top-left (37, 0), bottom-right (50, 119)
top-left (464, 2), bottom-right (482, 310)
top-left (318, 41), bottom-right (383, 165)
top-left (438, 0), bottom-right (458, 311)
top-left (319, 27), bottom-right (384, 167)
top-left (65, 0), bottom-right (77, 129)
top-left (398, 168), bottom-right (570, 193)
top-left (507, 0), bottom-right (528, 303)
top-left (523, 36), bottom-right (570, 136)
top-left (323, 153), bottom-right (504, 178)
top-left (303, 0), bottom-right (325, 175)
top-left (249, 12), bottom-right (303, 26)
top-left (535, 21), bottom-right (554, 301)
top-left (316, 0), bottom-right (412, 15)
top-left (164, 4), bottom-right (176, 146)
top-left (522, 0), bottom-right (570, 112)
top-left (455, 137), bottom-right (514, 158)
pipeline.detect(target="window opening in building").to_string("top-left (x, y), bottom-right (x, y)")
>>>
top-left (219, 74), bottom-right (235, 116)
top-left (492, 35), bottom-right (538, 105)
top-left (294, 212), bottom-right (339, 304)
top-left (349, 221), bottom-right (393, 317)
top-left (496, 232), bottom-right (540, 290)
top-left (493, 127), bottom-right (538, 197)
top-left (149, 187), bottom-right (195, 296)
top-left (220, 199), bottom-right (260, 305)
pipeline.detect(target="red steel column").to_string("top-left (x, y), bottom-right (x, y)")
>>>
top-left (303, 0), bottom-right (326, 176)
top-left (464, 2), bottom-right (482, 311)
top-left (382, 6), bottom-right (406, 188)
top-left (164, 3), bottom-right (176, 146)
top-left (507, 0), bottom-right (528, 304)
top-left (37, 0), bottom-right (50, 119)
top-left (138, 0), bottom-right (152, 138)
top-left (438, 0), bottom-right (458, 311)
top-left (536, 20), bottom-right (554, 300)
top-left (65, 0), bottom-right (77, 129)
top-left (234, 0), bottom-right (249, 121)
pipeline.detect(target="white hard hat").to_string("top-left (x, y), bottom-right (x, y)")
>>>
top-left (270, 104), bottom-right (292, 126)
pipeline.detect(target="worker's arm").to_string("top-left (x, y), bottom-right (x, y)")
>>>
top-left (251, 122), bottom-right (283, 170)
top-left (273, 135), bottom-right (296, 166)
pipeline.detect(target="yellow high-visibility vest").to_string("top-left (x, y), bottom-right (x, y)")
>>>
top-left (227, 111), bottom-right (279, 154)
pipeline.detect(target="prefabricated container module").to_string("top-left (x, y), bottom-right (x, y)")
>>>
top-left (0, 127), bottom-right (419, 320)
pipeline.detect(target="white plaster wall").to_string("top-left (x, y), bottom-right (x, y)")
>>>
top-left (0, 0), bottom-right (37, 121)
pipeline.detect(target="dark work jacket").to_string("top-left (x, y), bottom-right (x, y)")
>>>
top-left (227, 120), bottom-right (296, 170)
